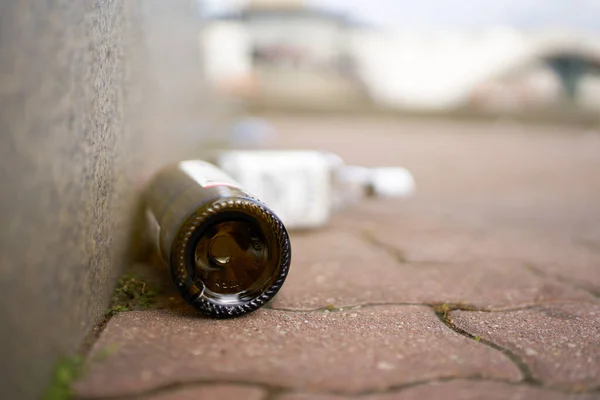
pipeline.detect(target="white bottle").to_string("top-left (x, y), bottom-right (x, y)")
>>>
top-left (211, 150), bottom-right (415, 230)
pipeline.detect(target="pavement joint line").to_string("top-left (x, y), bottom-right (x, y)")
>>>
top-left (439, 302), bottom-right (600, 394)
top-left (522, 263), bottom-right (600, 299)
top-left (263, 387), bottom-right (286, 400)
top-left (358, 229), bottom-right (518, 268)
top-left (76, 376), bottom-right (600, 400)
top-left (268, 300), bottom-right (599, 314)
top-left (575, 238), bottom-right (600, 255)
top-left (76, 380), bottom-right (279, 400)
top-left (432, 303), bottom-right (536, 386)
top-left (271, 377), bottom-right (600, 399)
top-left (269, 302), bottom-right (428, 313)
top-left (360, 230), bottom-right (408, 264)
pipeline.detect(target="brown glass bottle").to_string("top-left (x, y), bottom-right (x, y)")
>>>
top-left (144, 160), bottom-right (291, 318)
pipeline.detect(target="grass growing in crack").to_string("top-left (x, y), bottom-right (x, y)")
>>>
top-left (106, 274), bottom-right (159, 316)
top-left (92, 344), bottom-right (120, 362)
top-left (432, 302), bottom-right (481, 324)
top-left (44, 277), bottom-right (148, 399)
top-left (43, 346), bottom-right (119, 400)
top-left (43, 356), bottom-right (84, 400)
top-left (433, 303), bottom-right (452, 320)
top-left (432, 302), bottom-right (484, 333)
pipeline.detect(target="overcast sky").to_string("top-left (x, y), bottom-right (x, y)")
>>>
top-left (199, 0), bottom-right (600, 31)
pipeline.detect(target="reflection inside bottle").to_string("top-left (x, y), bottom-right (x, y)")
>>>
top-left (194, 219), bottom-right (272, 299)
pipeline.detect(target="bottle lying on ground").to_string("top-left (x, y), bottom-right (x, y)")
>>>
top-left (144, 160), bottom-right (291, 318)
top-left (207, 150), bottom-right (416, 230)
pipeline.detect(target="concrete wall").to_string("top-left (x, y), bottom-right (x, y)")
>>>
top-left (0, 1), bottom-right (232, 399)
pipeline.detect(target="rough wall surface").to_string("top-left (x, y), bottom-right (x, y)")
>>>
top-left (0, 1), bottom-right (226, 399)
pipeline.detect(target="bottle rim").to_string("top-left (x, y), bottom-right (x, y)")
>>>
top-left (170, 197), bottom-right (291, 318)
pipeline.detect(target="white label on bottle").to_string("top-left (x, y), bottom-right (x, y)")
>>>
top-left (179, 160), bottom-right (241, 188)
top-left (216, 151), bottom-right (332, 229)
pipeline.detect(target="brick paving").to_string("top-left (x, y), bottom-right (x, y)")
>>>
top-left (75, 116), bottom-right (600, 399)
top-left (452, 303), bottom-right (600, 391)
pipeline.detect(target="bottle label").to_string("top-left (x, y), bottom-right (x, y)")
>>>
top-left (179, 160), bottom-right (241, 189)
top-left (215, 151), bottom-right (332, 229)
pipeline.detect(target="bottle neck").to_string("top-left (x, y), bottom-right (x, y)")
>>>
top-left (331, 166), bottom-right (372, 210)
top-left (331, 165), bottom-right (416, 210)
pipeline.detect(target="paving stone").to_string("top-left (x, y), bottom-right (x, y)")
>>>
top-left (330, 194), bottom-right (600, 294)
top-left (328, 197), bottom-right (467, 232)
top-left (142, 384), bottom-right (266, 400)
top-left (452, 303), bottom-right (600, 391)
top-left (366, 222), bottom-right (600, 291)
top-left (278, 380), bottom-right (597, 400)
top-left (270, 230), bottom-right (594, 310)
top-left (74, 306), bottom-right (520, 398)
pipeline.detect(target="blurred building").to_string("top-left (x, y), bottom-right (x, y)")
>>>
top-left (468, 33), bottom-right (600, 113)
top-left (355, 28), bottom-right (600, 113)
top-left (199, 0), bottom-right (368, 108)
top-left (199, 1), bottom-right (600, 113)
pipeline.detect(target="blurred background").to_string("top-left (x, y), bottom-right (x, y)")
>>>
top-left (1, 1), bottom-right (599, 399)
top-left (198, 0), bottom-right (600, 120)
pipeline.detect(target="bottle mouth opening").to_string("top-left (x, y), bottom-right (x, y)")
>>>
top-left (192, 214), bottom-right (277, 302)
top-left (185, 209), bottom-right (282, 304)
